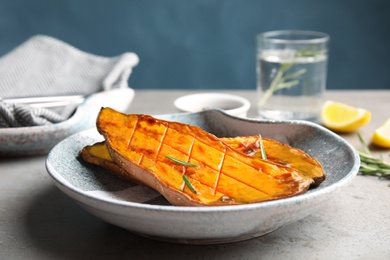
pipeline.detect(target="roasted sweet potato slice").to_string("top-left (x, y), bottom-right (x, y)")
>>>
top-left (80, 137), bottom-right (325, 186)
top-left (93, 107), bottom-right (313, 206)
top-left (220, 136), bottom-right (325, 186)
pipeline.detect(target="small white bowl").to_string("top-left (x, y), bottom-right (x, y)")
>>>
top-left (174, 93), bottom-right (251, 117)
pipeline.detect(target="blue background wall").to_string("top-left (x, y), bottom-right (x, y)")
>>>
top-left (0, 0), bottom-right (389, 90)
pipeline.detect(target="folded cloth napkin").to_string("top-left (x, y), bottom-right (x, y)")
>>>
top-left (0, 102), bottom-right (67, 127)
top-left (0, 35), bottom-right (139, 127)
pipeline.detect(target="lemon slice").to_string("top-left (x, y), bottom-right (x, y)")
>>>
top-left (371, 119), bottom-right (390, 148)
top-left (321, 100), bottom-right (371, 133)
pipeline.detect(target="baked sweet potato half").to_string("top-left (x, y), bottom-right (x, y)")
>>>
top-left (84, 107), bottom-right (316, 206)
top-left (80, 136), bottom-right (325, 186)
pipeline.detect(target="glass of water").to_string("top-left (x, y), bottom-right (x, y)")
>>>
top-left (256, 30), bottom-right (329, 122)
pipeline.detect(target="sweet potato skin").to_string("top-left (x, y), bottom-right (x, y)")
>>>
top-left (94, 107), bottom-right (314, 206)
top-left (79, 142), bottom-right (141, 184)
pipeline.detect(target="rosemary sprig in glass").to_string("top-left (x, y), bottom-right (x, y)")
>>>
top-left (357, 133), bottom-right (390, 185)
top-left (258, 47), bottom-right (323, 106)
top-left (259, 63), bottom-right (306, 106)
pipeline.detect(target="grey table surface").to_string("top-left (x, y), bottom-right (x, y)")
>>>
top-left (1, 89), bottom-right (390, 260)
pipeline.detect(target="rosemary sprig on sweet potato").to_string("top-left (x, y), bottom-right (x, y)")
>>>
top-left (166, 155), bottom-right (198, 167)
top-left (182, 175), bottom-right (198, 194)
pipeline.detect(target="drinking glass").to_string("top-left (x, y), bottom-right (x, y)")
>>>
top-left (256, 30), bottom-right (329, 121)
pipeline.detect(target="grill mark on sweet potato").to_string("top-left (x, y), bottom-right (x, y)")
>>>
top-left (214, 146), bottom-right (227, 195)
top-left (155, 123), bottom-right (168, 162)
top-left (130, 117), bottom-right (302, 196)
top-left (127, 115), bottom-right (138, 150)
top-left (138, 121), bottom-right (275, 195)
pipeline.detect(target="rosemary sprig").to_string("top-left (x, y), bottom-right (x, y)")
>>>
top-left (166, 155), bottom-right (199, 194)
top-left (258, 134), bottom-right (267, 160)
top-left (259, 63), bottom-right (305, 106)
top-left (166, 155), bottom-right (198, 167)
top-left (357, 133), bottom-right (390, 184)
top-left (182, 175), bottom-right (198, 194)
top-left (295, 47), bottom-right (324, 58)
top-left (258, 47), bottom-right (323, 106)
top-left (357, 132), bottom-right (371, 155)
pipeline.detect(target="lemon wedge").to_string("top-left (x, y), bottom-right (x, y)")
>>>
top-left (371, 119), bottom-right (390, 148)
top-left (321, 100), bottom-right (371, 133)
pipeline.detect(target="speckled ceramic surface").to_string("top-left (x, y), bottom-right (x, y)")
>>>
top-left (0, 88), bottom-right (134, 156)
top-left (46, 110), bottom-right (360, 244)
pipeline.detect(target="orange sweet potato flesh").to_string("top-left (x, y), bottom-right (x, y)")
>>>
top-left (220, 136), bottom-right (325, 186)
top-left (93, 107), bottom-right (314, 206)
top-left (80, 137), bottom-right (325, 186)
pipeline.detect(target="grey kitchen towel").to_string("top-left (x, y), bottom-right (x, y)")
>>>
top-left (0, 35), bottom-right (139, 127)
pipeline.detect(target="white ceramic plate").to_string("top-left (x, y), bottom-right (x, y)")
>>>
top-left (0, 88), bottom-right (134, 156)
top-left (46, 110), bottom-right (360, 244)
